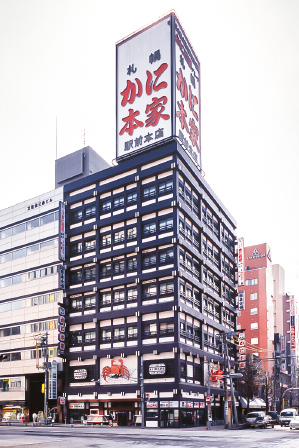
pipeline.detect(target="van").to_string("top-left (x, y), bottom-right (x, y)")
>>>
top-left (245, 411), bottom-right (265, 427)
top-left (279, 408), bottom-right (298, 426)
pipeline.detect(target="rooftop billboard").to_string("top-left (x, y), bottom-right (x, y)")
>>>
top-left (116, 12), bottom-right (201, 167)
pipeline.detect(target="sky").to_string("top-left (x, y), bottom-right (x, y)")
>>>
top-left (0, 0), bottom-right (298, 298)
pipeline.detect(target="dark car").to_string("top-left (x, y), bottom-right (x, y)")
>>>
top-left (254, 415), bottom-right (275, 429)
top-left (267, 411), bottom-right (279, 424)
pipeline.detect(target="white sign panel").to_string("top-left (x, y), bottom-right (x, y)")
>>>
top-left (48, 360), bottom-right (57, 400)
top-left (100, 356), bottom-right (137, 385)
top-left (116, 13), bottom-right (201, 166)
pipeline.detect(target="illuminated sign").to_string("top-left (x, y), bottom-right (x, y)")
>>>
top-left (74, 369), bottom-right (88, 380)
top-left (59, 202), bottom-right (65, 261)
top-left (149, 363), bottom-right (166, 375)
top-left (116, 13), bottom-right (201, 166)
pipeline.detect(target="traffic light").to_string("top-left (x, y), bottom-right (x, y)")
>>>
top-left (210, 366), bottom-right (224, 382)
top-left (0, 354), bottom-right (8, 362)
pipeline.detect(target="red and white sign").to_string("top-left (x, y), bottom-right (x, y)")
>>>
top-left (237, 238), bottom-right (245, 286)
top-left (59, 397), bottom-right (65, 405)
top-left (116, 12), bottom-right (201, 166)
top-left (239, 362), bottom-right (246, 369)
top-left (206, 396), bottom-right (211, 404)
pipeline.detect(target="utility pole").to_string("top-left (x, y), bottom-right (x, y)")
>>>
top-left (207, 358), bottom-right (211, 430)
top-left (140, 354), bottom-right (145, 429)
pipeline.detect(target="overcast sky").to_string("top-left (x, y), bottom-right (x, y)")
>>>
top-left (0, 0), bottom-right (298, 298)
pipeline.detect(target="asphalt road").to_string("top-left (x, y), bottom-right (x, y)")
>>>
top-left (0, 424), bottom-right (298, 448)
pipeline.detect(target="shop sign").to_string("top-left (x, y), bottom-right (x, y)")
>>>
top-left (147, 401), bottom-right (158, 408)
top-left (200, 402), bottom-right (205, 408)
top-left (160, 401), bottom-right (169, 408)
top-left (58, 201), bottom-right (65, 261)
top-left (59, 397), bottom-right (65, 405)
top-left (48, 360), bottom-right (57, 400)
top-left (237, 238), bottom-right (244, 286)
top-left (74, 369), bottom-right (88, 380)
top-left (27, 197), bottom-right (53, 211)
top-left (116, 12), bottom-right (201, 167)
top-left (169, 401), bottom-right (178, 407)
top-left (69, 403), bottom-right (85, 409)
top-left (238, 290), bottom-right (245, 310)
top-left (149, 363), bottom-right (166, 375)
top-left (248, 248), bottom-right (266, 260)
top-left (194, 402), bottom-right (199, 408)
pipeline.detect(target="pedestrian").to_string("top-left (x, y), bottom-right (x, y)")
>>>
top-left (32, 412), bottom-right (37, 426)
top-left (109, 412), bottom-right (113, 427)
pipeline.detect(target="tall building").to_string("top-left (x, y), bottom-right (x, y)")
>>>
top-left (62, 139), bottom-right (238, 427)
top-left (0, 189), bottom-right (64, 421)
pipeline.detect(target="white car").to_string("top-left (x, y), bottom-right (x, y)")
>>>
top-left (289, 415), bottom-right (299, 430)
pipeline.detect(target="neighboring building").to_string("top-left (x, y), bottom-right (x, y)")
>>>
top-left (0, 189), bottom-right (64, 421)
top-left (237, 243), bottom-right (274, 375)
top-left (62, 139), bottom-right (238, 427)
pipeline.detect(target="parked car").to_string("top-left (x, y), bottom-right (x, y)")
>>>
top-left (254, 415), bottom-right (275, 429)
top-left (289, 415), bottom-right (299, 430)
top-left (267, 411), bottom-right (279, 424)
top-left (245, 412), bottom-right (265, 427)
top-left (279, 408), bottom-right (298, 427)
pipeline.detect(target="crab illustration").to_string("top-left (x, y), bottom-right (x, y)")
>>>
top-left (102, 358), bottom-right (130, 382)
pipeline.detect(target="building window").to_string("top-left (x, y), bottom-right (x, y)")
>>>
top-left (84, 267), bottom-right (96, 281)
top-left (127, 287), bottom-right (137, 301)
top-left (127, 257), bottom-right (137, 271)
top-left (143, 185), bottom-right (156, 199)
top-left (250, 307), bottom-right (258, 315)
top-left (142, 221), bottom-right (156, 237)
top-left (159, 217), bottom-right (173, 233)
top-left (250, 322), bottom-right (258, 330)
top-left (245, 279), bottom-right (258, 286)
top-left (143, 323), bottom-right (157, 337)
top-left (159, 281), bottom-right (174, 295)
top-left (113, 230), bottom-right (125, 244)
top-left (250, 293), bottom-right (257, 300)
top-left (85, 205), bottom-right (96, 219)
top-left (71, 298), bottom-right (83, 311)
top-left (100, 292), bottom-right (111, 307)
top-left (71, 209), bottom-right (82, 223)
top-left (84, 331), bottom-right (96, 344)
top-left (159, 248), bottom-right (174, 265)
top-left (100, 200), bottom-right (111, 213)
top-left (127, 226), bottom-right (137, 241)
top-left (142, 283), bottom-right (157, 299)
top-left (251, 337), bottom-right (258, 345)
top-left (158, 180), bottom-right (173, 194)
top-left (70, 270), bottom-right (82, 284)
top-left (71, 333), bottom-right (83, 346)
top-left (85, 295), bottom-right (96, 309)
top-left (114, 290), bottom-right (125, 304)
top-left (113, 327), bottom-right (125, 341)
top-left (127, 326), bottom-right (138, 339)
top-left (100, 234), bottom-right (111, 248)
top-left (100, 263), bottom-right (111, 278)
top-left (113, 260), bottom-right (125, 275)
top-left (159, 322), bottom-right (174, 335)
top-left (100, 329), bottom-right (111, 342)
top-left (142, 253), bottom-right (156, 268)
top-left (114, 196), bottom-right (124, 209)
top-left (127, 191), bottom-right (137, 205)
top-left (70, 242), bottom-right (82, 256)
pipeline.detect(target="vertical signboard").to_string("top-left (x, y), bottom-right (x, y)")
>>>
top-left (59, 202), bottom-right (65, 261)
top-left (238, 290), bottom-right (245, 311)
top-left (49, 360), bottom-right (57, 400)
top-left (116, 13), bottom-right (201, 167)
top-left (237, 238), bottom-right (245, 286)
top-left (290, 296), bottom-right (296, 350)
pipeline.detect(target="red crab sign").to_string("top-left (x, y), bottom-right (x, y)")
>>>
top-left (102, 358), bottom-right (130, 383)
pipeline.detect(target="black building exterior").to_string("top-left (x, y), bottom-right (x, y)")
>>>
top-left (62, 140), bottom-right (238, 427)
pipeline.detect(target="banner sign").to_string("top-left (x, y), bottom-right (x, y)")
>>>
top-left (116, 12), bottom-right (201, 167)
top-left (48, 360), bottom-right (57, 400)
top-left (58, 202), bottom-right (65, 261)
top-left (237, 238), bottom-right (245, 286)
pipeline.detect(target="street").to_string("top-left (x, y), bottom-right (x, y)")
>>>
top-left (0, 424), bottom-right (298, 448)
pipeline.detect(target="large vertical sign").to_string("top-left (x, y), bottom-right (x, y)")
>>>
top-left (49, 360), bottom-right (57, 400)
top-left (59, 201), bottom-right (65, 261)
top-left (116, 13), bottom-right (201, 167)
top-left (290, 296), bottom-right (296, 350)
top-left (237, 237), bottom-right (245, 286)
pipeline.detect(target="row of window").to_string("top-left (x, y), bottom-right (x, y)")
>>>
top-left (245, 278), bottom-right (258, 286)
top-left (0, 265), bottom-right (59, 289)
top-left (0, 292), bottom-right (60, 313)
top-left (70, 179), bottom-right (174, 223)
top-left (0, 319), bottom-right (57, 338)
top-left (0, 347), bottom-right (57, 362)
top-left (0, 211), bottom-right (59, 240)
top-left (0, 239), bottom-right (56, 264)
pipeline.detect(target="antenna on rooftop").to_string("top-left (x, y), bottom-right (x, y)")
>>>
top-left (56, 116), bottom-right (58, 160)
top-left (81, 128), bottom-right (86, 147)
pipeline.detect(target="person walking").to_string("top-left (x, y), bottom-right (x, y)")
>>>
top-left (109, 412), bottom-right (113, 427)
top-left (32, 412), bottom-right (37, 426)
